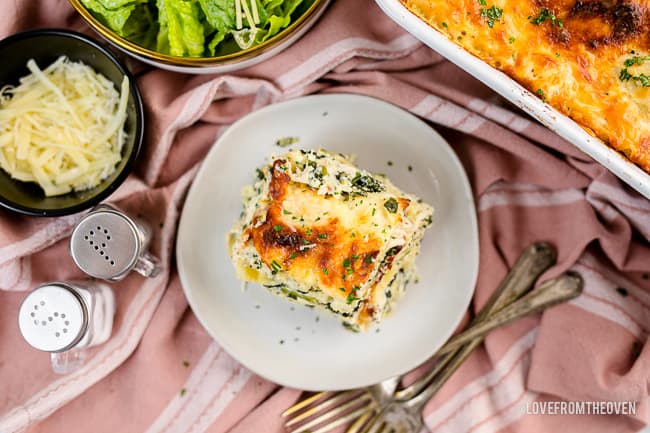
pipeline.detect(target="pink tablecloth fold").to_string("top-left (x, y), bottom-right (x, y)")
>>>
top-left (1, 1), bottom-right (649, 432)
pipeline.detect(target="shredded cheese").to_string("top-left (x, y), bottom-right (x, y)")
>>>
top-left (0, 56), bottom-right (129, 197)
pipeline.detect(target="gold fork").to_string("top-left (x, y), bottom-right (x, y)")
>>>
top-left (282, 242), bottom-right (557, 433)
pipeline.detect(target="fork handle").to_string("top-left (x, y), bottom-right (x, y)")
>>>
top-left (394, 241), bottom-right (556, 401)
top-left (473, 242), bottom-right (557, 322)
top-left (437, 272), bottom-right (583, 355)
top-left (407, 272), bottom-right (583, 409)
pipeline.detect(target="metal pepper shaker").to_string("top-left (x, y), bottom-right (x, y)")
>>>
top-left (69, 204), bottom-right (161, 281)
top-left (18, 281), bottom-right (115, 374)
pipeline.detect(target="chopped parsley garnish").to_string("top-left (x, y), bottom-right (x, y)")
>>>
top-left (365, 255), bottom-right (374, 265)
top-left (555, 52), bottom-right (560, 58)
top-left (624, 55), bottom-right (650, 67)
top-left (529, 8), bottom-right (563, 27)
top-left (339, 287), bottom-right (345, 292)
top-left (536, 88), bottom-right (547, 102)
top-left (270, 260), bottom-right (282, 274)
top-left (343, 258), bottom-right (351, 268)
top-left (275, 136), bottom-right (299, 147)
top-left (317, 233), bottom-right (328, 239)
top-left (346, 292), bottom-right (359, 304)
top-left (508, 36), bottom-right (515, 44)
top-left (384, 198), bottom-right (399, 213)
top-left (371, 208), bottom-right (376, 216)
top-left (480, 4), bottom-right (503, 28)
top-left (351, 172), bottom-right (384, 193)
top-left (306, 228), bottom-right (312, 236)
top-left (386, 247), bottom-right (398, 256)
top-left (346, 268), bottom-right (354, 275)
top-left (442, 21), bottom-right (449, 28)
top-left (283, 209), bottom-right (292, 215)
top-left (273, 225), bottom-right (283, 232)
top-left (323, 268), bottom-right (329, 275)
top-left (256, 168), bottom-right (265, 180)
top-left (619, 55), bottom-right (650, 87)
top-left (352, 254), bottom-right (359, 260)
top-left (289, 252), bottom-right (297, 259)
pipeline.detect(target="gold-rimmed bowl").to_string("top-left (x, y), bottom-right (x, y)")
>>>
top-left (68, 0), bottom-right (330, 74)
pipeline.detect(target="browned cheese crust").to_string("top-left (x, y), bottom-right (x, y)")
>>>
top-left (402, 0), bottom-right (650, 171)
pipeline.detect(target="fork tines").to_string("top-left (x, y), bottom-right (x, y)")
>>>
top-left (282, 390), bottom-right (376, 433)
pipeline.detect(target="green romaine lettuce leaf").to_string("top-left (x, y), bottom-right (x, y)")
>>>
top-left (80, 0), bottom-right (310, 57)
top-left (119, 3), bottom-right (157, 48)
top-left (198, 0), bottom-right (236, 32)
top-left (80, 0), bottom-right (138, 33)
top-left (255, 0), bottom-right (304, 43)
top-left (81, 0), bottom-right (157, 48)
top-left (157, 0), bottom-right (206, 57)
top-left (207, 30), bottom-right (228, 56)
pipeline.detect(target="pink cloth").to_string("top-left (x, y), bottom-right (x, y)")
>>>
top-left (1, 0), bottom-right (649, 432)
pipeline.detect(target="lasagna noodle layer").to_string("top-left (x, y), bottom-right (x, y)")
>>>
top-left (402, 0), bottom-right (650, 171)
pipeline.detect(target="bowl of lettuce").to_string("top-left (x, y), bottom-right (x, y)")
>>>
top-left (68, 0), bottom-right (329, 74)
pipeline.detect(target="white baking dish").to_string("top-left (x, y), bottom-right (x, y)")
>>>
top-left (376, 0), bottom-right (650, 200)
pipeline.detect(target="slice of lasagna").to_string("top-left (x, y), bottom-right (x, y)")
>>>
top-left (228, 149), bottom-right (433, 331)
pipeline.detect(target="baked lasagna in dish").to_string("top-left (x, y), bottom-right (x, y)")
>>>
top-left (228, 149), bottom-right (433, 331)
top-left (401, 0), bottom-right (650, 172)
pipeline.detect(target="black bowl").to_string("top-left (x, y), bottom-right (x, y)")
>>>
top-left (0, 29), bottom-right (143, 217)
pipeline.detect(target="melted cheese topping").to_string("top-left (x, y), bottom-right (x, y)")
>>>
top-left (402, 0), bottom-right (650, 171)
top-left (229, 149), bottom-right (433, 330)
top-left (0, 56), bottom-right (128, 196)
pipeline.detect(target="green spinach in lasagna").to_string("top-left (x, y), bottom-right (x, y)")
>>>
top-left (228, 149), bottom-right (433, 331)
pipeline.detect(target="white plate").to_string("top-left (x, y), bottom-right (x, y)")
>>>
top-left (375, 0), bottom-right (650, 200)
top-left (176, 94), bottom-right (478, 390)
